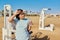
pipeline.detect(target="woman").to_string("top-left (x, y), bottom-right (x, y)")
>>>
top-left (8, 9), bottom-right (33, 40)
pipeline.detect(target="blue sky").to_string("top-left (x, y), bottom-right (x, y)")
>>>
top-left (0, 0), bottom-right (60, 13)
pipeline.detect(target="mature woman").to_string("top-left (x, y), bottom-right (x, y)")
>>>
top-left (8, 9), bottom-right (33, 40)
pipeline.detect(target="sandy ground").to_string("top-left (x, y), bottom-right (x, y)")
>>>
top-left (0, 16), bottom-right (60, 40)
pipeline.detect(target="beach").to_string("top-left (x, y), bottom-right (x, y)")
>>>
top-left (0, 16), bottom-right (60, 40)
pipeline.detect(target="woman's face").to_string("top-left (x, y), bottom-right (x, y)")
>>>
top-left (19, 13), bottom-right (25, 19)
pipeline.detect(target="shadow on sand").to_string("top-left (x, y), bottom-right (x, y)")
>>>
top-left (32, 35), bottom-right (50, 40)
top-left (29, 32), bottom-right (50, 40)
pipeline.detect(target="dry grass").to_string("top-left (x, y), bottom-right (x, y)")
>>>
top-left (0, 16), bottom-right (60, 40)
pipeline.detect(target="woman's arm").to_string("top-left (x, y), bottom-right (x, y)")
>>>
top-left (8, 10), bottom-right (19, 23)
top-left (28, 20), bottom-right (33, 30)
top-left (27, 25), bottom-right (32, 31)
top-left (27, 20), bottom-right (33, 34)
top-left (8, 14), bottom-right (16, 23)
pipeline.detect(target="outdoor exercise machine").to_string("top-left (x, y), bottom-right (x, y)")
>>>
top-left (2, 4), bottom-right (15, 40)
top-left (39, 8), bottom-right (54, 31)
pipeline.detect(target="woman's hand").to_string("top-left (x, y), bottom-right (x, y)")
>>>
top-left (28, 30), bottom-right (33, 34)
top-left (13, 10), bottom-right (20, 16)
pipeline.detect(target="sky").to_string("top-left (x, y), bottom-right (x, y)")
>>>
top-left (0, 0), bottom-right (60, 13)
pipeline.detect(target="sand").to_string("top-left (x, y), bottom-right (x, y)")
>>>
top-left (0, 16), bottom-right (60, 40)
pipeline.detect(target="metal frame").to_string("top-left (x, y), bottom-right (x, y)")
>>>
top-left (2, 5), bottom-right (15, 40)
top-left (39, 8), bottom-right (54, 31)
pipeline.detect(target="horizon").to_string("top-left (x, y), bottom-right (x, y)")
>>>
top-left (0, 0), bottom-right (60, 13)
